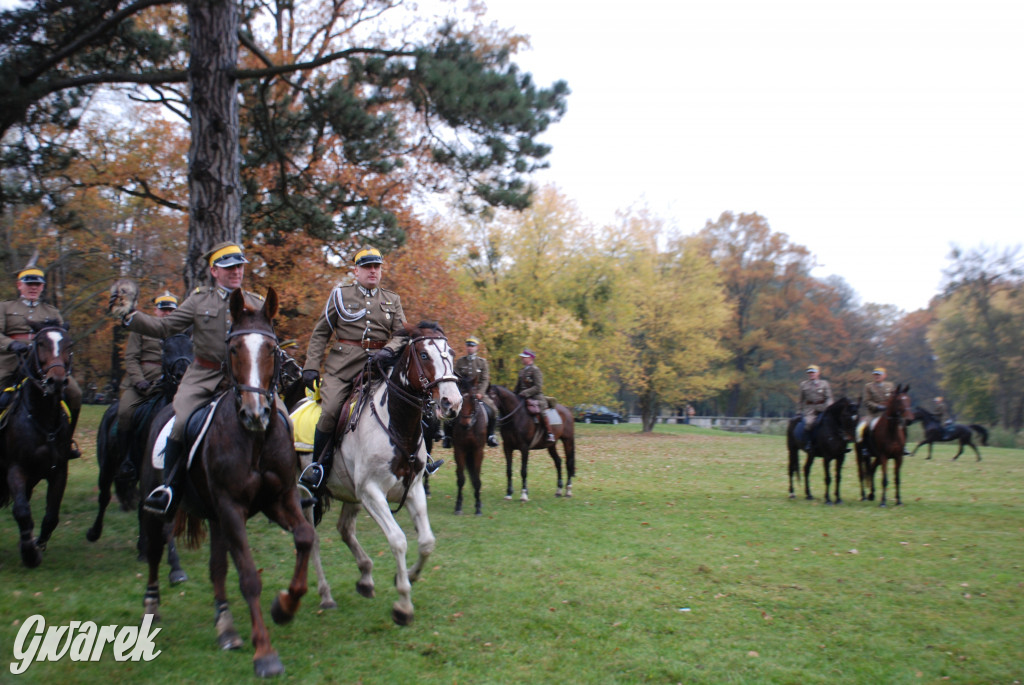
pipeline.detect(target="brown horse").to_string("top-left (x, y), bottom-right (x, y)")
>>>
top-left (453, 378), bottom-right (488, 516)
top-left (139, 288), bottom-right (313, 677)
top-left (858, 383), bottom-right (913, 506)
top-left (0, 322), bottom-right (73, 568)
top-left (487, 384), bottom-right (576, 501)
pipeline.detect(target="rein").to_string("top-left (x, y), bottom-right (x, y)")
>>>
top-left (494, 392), bottom-right (525, 424)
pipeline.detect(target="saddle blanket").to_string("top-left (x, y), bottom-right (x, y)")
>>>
top-left (290, 397), bottom-right (321, 453)
top-left (151, 396), bottom-right (223, 470)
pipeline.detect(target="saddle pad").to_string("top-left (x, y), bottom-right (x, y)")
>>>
top-left (290, 397), bottom-right (321, 453)
top-left (545, 408), bottom-right (562, 426)
top-left (151, 395), bottom-right (223, 470)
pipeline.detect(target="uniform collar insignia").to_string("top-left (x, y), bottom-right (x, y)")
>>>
top-left (217, 286), bottom-right (235, 299)
top-left (20, 298), bottom-right (38, 307)
top-left (357, 285), bottom-right (379, 297)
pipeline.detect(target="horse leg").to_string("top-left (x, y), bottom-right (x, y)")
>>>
top-left (35, 462), bottom-right (67, 552)
top-left (548, 443), bottom-right (563, 497)
top-left (141, 511), bottom-right (166, 621)
top-left (264, 492), bottom-right (314, 626)
top-left (970, 441), bottom-right (982, 462)
top-left (404, 481), bottom-right (436, 583)
top-left (504, 443), bottom-right (514, 500)
top-left (87, 455), bottom-right (114, 542)
top-left (802, 452), bottom-right (814, 500)
top-left (834, 453), bottom-right (844, 504)
top-left (217, 506), bottom-right (284, 676)
top-left (952, 441), bottom-right (964, 461)
top-left (358, 487), bottom-right (415, 626)
top-left (166, 531), bottom-right (188, 586)
top-left (338, 501), bottom-right (375, 600)
top-left (909, 440), bottom-right (924, 457)
top-left (894, 456), bottom-right (903, 506)
top-left (926, 442), bottom-right (934, 460)
top-left (520, 449), bottom-right (530, 502)
top-left (823, 457), bottom-right (833, 505)
top-left (878, 457), bottom-right (889, 507)
top-left (454, 450), bottom-right (466, 515)
top-left (472, 449), bottom-right (484, 516)
top-left (563, 435), bottom-right (575, 498)
top-left (208, 521), bottom-right (244, 650)
top-left (7, 467), bottom-right (42, 568)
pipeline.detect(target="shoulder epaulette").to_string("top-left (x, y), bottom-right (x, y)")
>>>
top-left (248, 290), bottom-right (266, 301)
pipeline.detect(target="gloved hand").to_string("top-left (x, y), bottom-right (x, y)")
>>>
top-left (372, 347), bottom-right (397, 368)
top-left (302, 369), bottom-right (320, 391)
top-left (9, 341), bottom-right (28, 355)
top-left (134, 380), bottom-right (151, 393)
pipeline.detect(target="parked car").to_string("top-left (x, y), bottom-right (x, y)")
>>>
top-left (574, 404), bottom-right (624, 424)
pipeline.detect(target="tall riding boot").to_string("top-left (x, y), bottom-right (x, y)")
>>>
top-left (486, 406), bottom-right (499, 447)
top-left (299, 428), bottom-right (333, 490)
top-left (441, 420), bottom-right (453, 448)
top-left (143, 438), bottom-right (184, 519)
top-left (116, 425), bottom-right (136, 479)
top-left (541, 412), bottom-right (555, 444)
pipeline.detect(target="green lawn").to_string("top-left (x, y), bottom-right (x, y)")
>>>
top-left (1, 406), bottom-right (1021, 684)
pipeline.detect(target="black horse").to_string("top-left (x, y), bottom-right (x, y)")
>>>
top-left (909, 407), bottom-right (986, 462)
top-left (0, 322), bottom-right (74, 567)
top-left (87, 333), bottom-right (191, 584)
top-left (786, 397), bottom-right (859, 504)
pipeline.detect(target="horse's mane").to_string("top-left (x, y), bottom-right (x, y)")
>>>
top-left (408, 320), bottom-right (444, 335)
top-left (29, 318), bottom-right (65, 333)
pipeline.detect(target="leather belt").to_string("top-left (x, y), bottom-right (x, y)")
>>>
top-left (194, 355), bottom-right (221, 370)
top-left (9, 333), bottom-right (33, 341)
top-left (142, 360), bottom-right (162, 367)
top-left (338, 338), bottom-right (386, 350)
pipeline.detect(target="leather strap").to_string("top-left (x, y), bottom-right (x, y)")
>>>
top-left (338, 338), bottom-right (386, 350)
top-left (194, 355), bottom-right (221, 370)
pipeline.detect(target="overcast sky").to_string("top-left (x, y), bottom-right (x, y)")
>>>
top-left (467, 0), bottom-right (1024, 311)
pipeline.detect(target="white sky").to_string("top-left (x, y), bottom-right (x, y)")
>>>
top-left (472, 0), bottom-right (1024, 311)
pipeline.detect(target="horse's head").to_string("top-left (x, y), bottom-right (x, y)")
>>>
top-left (161, 333), bottom-right (194, 390)
top-left (226, 288), bottom-right (280, 434)
top-left (456, 376), bottom-right (479, 426)
top-left (26, 320), bottom-right (71, 398)
top-left (890, 384), bottom-right (913, 423)
top-left (397, 321), bottom-right (462, 421)
top-left (837, 397), bottom-right (859, 440)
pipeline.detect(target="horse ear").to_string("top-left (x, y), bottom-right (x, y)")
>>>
top-left (262, 287), bottom-right (278, 320)
top-left (229, 288), bottom-right (246, 320)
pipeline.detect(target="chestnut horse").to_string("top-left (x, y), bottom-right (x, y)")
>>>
top-left (0, 322), bottom-right (73, 568)
top-left (453, 378), bottom-right (488, 516)
top-left (857, 384), bottom-right (913, 506)
top-left (139, 288), bottom-right (313, 677)
top-left (487, 384), bottom-right (576, 501)
top-left (303, 322), bottom-right (461, 625)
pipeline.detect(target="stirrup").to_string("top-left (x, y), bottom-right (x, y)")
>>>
top-left (545, 433), bottom-right (555, 443)
top-left (441, 436), bottom-right (451, 448)
top-left (143, 485), bottom-right (173, 516)
top-left (425, 458), bottom-right (445, 476)
top-left (487, 434), bottom-right (499, 447)
top-left (299, 463), bottom-right (325, 489)
top-left (68, 439), bottom-right (81, 460)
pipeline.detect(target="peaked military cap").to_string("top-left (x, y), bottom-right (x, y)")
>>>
top-left (205, 242), bottom-right (249, 268)
top-left (353, 247), bottom-right (384, 266)
top-left (154, 292), bottom-right (179, 310)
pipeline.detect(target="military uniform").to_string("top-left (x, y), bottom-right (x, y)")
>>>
top-left (454, 354), bottom-right (496, 413)
top-left (859, 380), bottom-right (895, 422)
top-left (303, 283), bottom-right (406, 434)
top-left (0, 297), bottom-right (83, 417)
top-left (798, 377), bottom-right (833, 430)
top-left (515, 364), bottom-right (548, 411)
top-left (125, 285), bottom-right (265, 443)
top-left (116, 331), bottom-right (164, 432)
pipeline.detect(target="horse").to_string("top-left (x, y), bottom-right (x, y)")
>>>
top-left (0, 321), bottom-right (73, 568)
top-left (420, 406), bottom-right (443, 496)
top-left (139, 288), bottom-right (313, 677)
top-left (303, 321), bottom-right (461, 625)
top-left (452, 378), bottom-right (488, 516)
top-left (909, 407), bottom-right (985, 462)
top-left (487, 384), bottom-right (576, 501)
top-left (786, 397), bottom-right (859, 503)
top-left (87, 333), bottom-right (192, 550)
top-left (857, 384), bottom-right (913, 506)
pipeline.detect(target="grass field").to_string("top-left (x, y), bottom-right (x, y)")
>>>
top-left (1, 405), bottom-right (1022, 684)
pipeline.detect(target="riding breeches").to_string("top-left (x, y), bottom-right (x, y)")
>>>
top-left (168, 365), bottom-right (224, 442)
top-left (117, 385), bottom-right (159, 431)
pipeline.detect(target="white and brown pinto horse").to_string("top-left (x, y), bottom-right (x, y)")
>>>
top-left (304, 321), bottom-right (461, 626)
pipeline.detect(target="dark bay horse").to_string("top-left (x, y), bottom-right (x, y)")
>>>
top-left (453, 379), bottom-right (488, 516)
top-left (858, 384), bottom-right (913, 506)
top-left (140, 288), bottom-right (313, 677)
top-left (786, 397), bottom-right (859, 503)
top-left (304, 322), bottom-right (461, 624)
top-left (909, 407), bottom-right (985, 462)
top-left (87, 333), bottom-right (192, 542)
top-left (487, 384), bottom-right (575, 501)
top-left (0, 322), bottom-right (73, 567)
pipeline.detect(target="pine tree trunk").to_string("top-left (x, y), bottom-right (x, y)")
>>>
top-left (185, 0), bottom-right (241, 290)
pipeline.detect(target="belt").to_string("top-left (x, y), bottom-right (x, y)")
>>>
top-left (142, 360), bottom-right (162, 367)
top-left (194, 355), bottom-right (221, 370)
top-left (338, 338), bottom-right (386, 350)
top-left (9, 333), bottom-right (33, 341)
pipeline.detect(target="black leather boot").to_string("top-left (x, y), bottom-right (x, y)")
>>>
top-left (299, 428), bottom-right (333, 489)
top-left (116, 425), bottom-right (136, 479)
top-left (143, 438), bottom-right (184, 519)
top-left (441, 420), bottom-right (453, 449)
top-left (486, 406), bottom-right (498, 447)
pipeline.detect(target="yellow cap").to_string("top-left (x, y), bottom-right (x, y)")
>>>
top-left (872, 367), bottom-right (886, 375)
top-left (17, 267), bottom-right (45, 283)
top-left (806, 365), bottom-right (819, 373)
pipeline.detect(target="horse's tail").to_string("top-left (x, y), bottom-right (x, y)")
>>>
top-left (174, 511), bottom-right (208, 550)
top-left (969, 424), bottom-right (989, 446)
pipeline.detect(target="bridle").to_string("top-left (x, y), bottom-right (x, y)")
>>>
top-left (224, 327), bottom-right (280, 404)
top-left (20, 326), bottom-right (72, 396)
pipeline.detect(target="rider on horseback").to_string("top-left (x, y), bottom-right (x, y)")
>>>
top-left (114, 293), bottom-right (178, 477)
top-left (0, 258), bottom-right (82, 458)
top-left (117, 242), bottom-right (266, 519)
top-left (299, 247), bottom-right (443, 498)
top-left (515, 349), bottom-right (555, 444)
top-left (797, 365), bottom-right (833, 452)
top-left (856, 367), bottom-right (909, 457)
top-left (933, 396), bottom-right (954, 440)
top-left (445, 336), bottom-right (499, 448)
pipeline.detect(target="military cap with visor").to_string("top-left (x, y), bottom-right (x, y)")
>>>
top-left (353, 247), bottom-right (384, 266)
top-left (205, 242), bottom-right (249, 268)
top-left (154, 292), bottom-right (179, 310)
top-left (17, 267), bottom-right (46, 284)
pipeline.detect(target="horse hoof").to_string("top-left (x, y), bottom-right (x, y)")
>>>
top-left (356, 580), bottom-right (375, 599)
top-left (270, 591), bottom-right (296, 625)
top-left (565, 487), bottom-right (572, 498)
top-left (788, 494), bottom-right (795, 500)
top-left (555, 488), bottom-right (562, 497)
top-left (504, 494), bottom-right (512, 501)
top-left (218, 628), bottom-right (243, 651)
top-left (86, 527), bottom-right (100, 542)
top-left (475, 509), bottom-right (483, 516)
top-left (143, 597), bottom-right (160, 621)
top-left (454, 509), bottom-right (463, 516)
top-left (805, 495), bottom-right (814, 501)
top-left (320, 599), bottom-right (338, 610)
top-left (21, 544), bottom-right (42, 569)
top-left (391, 605), bottom-right (413, 626)
top-left (835, 499), bottom-right (842, 505)
top-left (168, 569), bottom-right (188, 586)
top-left (825, 500), bottom-right (834, 506)
top-left (253, 651), bottom-right (285, 678)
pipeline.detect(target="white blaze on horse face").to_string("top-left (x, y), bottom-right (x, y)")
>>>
top-left (242, 333), bottom-right (265, 391)
top-left (426, 339), bottom-right (461, 417)
top-left (45, 330), bottom-right (63, 357)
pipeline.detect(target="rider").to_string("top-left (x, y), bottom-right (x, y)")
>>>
top-left (119, 242), bottom-right (265, 518)
top-left (514, 349), bottom-right (554, 444)
top-left (857, 366), bottom-right (895, 457)
top-left (797, 364), bottom-right (833, 451)
top-left (0, 260), bottom-right (83, 458)
top-left (444, 336), bottom-right (499, 448)
top-left (114, 292), bottom-right (178, 476)
top-left (299, 247), bottom-right (442, 495)
top-left (933, 396), bottom-right (954, 439)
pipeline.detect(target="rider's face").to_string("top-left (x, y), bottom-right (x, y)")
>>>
top-left (211, 264), bottom-right (245, 290)
top-left (354, 263), bottom-right (382, 289)
top-left (16, 280), bottom-right (44, 300)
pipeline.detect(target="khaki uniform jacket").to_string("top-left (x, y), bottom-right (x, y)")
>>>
top-left (303, 284), bottom-right (406, 433)
top-left (515, 364), bottom-right (548, 411)
top-left (455, 354), bottom-right (496, 412)
top-left (126, 286), bottom-right (264, 441)
top-left (859, 380), bottom-right (895, 421)
top-left (798, 378), bottom-right (833, 428)
top-left (0, 298), bottom-right (82, 410)
top-left (117, 332), bottom-right (164, 427)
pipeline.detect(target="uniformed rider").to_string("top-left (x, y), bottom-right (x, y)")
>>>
top-left (120, 242), bottom-right (265, 518)
top-left (857, 366), bottom-right (894, 457)
top-left (444, 336), bottom-right (499, 448)
top-left (515, 349), bottom-right (554, 444)
top-left (797, 364), bottom-right (833, 451)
